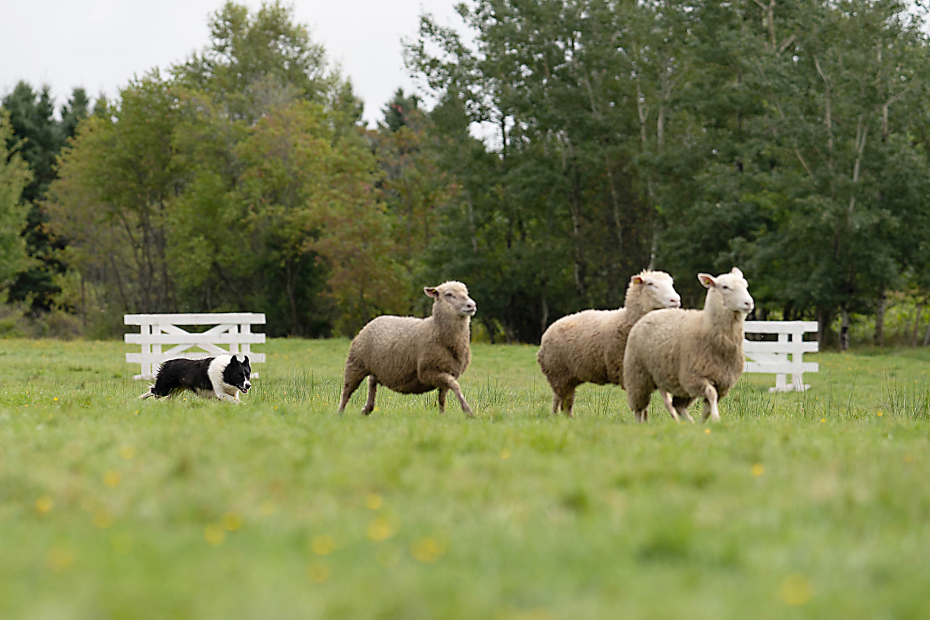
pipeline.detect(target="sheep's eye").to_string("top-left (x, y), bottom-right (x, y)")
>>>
top-left (445, 292), bottom-right (454, 298)
top-left (721, 285), bottom-right (730, 291)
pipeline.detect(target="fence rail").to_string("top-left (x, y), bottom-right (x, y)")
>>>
top-left (124, 313), bottom-right (266, 380)
top-left (743, 321), bottom-right (819, 392)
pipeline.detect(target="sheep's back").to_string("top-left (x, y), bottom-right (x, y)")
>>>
top-left (347, 316), bottom-right (425, 389)
top-left (625, 309), bottom-right (702, 387)
top-left (538, 309), bottom-right (622, 384)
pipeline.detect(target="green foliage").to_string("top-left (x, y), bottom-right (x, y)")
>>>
top-left (15, 0), bottom-right (930, 342)
top-left (59, 88), bottom-right (90, 141)
top-left (2, 82), bottom-right (61, 204)
top-left (405, 0), bottom-right (930, 344)
top-left (369, 90), bottom-right (455, 312)
top-left (171, 0), bottom-right (330, 122)
top-left (44, 2), bottom-right (404, 338)
top-left (47, 73), bottom-right (181, 316)
top-left (657, 0), bottom-right (930, 345)
top-left (0, 82), bottom-right (83, 311)
top-left (2, 339), bottom-right (930, 618)
top-left (0, 110), bottom-right (31, 288)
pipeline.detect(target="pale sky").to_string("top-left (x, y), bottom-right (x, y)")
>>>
top-left (0, 0), bottom-right (464, 127)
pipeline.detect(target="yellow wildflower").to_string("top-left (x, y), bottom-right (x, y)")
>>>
top-left (35, 495), bottom-right (54, 514)
top-left (779, 573), bottom-right (813, 606)
top-left (312, 535), bottom-right (336, 556)
top-left (204, 524), bottom-right (225, 545)
top-left (410, 537), bottom-right (447, 563)
top-left (222, 512), bottom-right (242, 531)
top-left (366, 517), bottom-right (395, 541)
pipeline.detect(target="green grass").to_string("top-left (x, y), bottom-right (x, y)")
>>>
top-left (1, 338), bottom-right (929, 619)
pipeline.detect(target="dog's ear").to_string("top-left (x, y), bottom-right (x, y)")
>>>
top-left (228, 356), bottom-right (241, 367)
top-left (243, 355), bottom-right (250, 366)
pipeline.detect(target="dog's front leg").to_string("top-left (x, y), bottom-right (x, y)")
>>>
top-left (211, 382), bottom-right (241, 404)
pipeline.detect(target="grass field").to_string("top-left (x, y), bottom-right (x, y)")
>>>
top-left (1, 338), bottom-right (929, 620)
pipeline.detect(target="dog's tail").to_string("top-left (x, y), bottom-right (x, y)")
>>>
top-left (138, 385), bottom-right (156, 400)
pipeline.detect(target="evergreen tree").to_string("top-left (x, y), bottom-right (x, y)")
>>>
top-left (1, 82), bottom-right (66, 311)
top-left (382, 88), bottom-right (421, 133)
top-left (60, 87), bottom-right (90, 140)
top-left (0, 109), bottom-right (31, 289)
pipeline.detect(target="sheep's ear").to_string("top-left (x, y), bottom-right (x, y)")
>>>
top-left (424, 287), bottom-right (439, 299)
top-left (730, 267), bottom-right (743, 278)
top-left (698, 273), bottom-right (716, 289)
top-left (631, 274), bottom-right (645, 285)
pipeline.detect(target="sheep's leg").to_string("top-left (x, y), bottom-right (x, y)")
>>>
top-left (423, 372), bottom-right (473, 417)
top-left (551, 393), bottom-right (562, 416)
top-left (626, 374), bottom-right (655, 424)
top-left (678, 406), bottom-right (695, 423)
top-left (438, 388), bottom-right (448, 413)
top-left (362, 376), bottom-right (378, 415)
top-left (659, 390), bottom-right (681, 422)
top-left (670, 396), bottom-right (696, 423)
top-left (562, 389), bottom-right (576, 418)
top-left (337, 364), bottom-right (367, 414)
top-left (701, 384), bottom-right (720, 422)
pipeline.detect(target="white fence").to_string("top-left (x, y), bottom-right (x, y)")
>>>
top-left (125, 313), bottom-right (266, 380)
top-left (743, 321), bottom-right (819, 392)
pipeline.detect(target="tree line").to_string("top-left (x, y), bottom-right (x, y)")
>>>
top-left (2, 0), bottom-right (930, 347)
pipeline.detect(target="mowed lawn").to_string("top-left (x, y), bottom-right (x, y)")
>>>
top-left (1, 338), bottom-right (929, 620)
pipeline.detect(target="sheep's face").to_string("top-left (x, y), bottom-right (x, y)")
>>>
top-left (698, 268), bottom-right (754, 314)
top-left (425, 281), bottom-right (477, 318)
top-left (631, 271), bottom-right (681, 309)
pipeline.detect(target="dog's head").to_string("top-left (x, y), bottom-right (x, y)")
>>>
top-left (223, 355), bottom-right (252, 394)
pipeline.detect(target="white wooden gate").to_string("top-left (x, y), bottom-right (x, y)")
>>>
top-left (743, 321), bottom-right (819, 392)
top-left (125, 313), bottom-right (266, 380)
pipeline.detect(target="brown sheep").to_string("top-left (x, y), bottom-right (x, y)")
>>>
top-left (623, 268), bottom-right (754, 423)
top-left (537, 270), bottom-right (681, 416)
top-left (337, 281), bottom-right (477, 416)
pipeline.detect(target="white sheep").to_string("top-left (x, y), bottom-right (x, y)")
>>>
top-left (337, 281), bottom-right (477, 416)
top-left (623, 268), bottom-right (754, 423)
top-left (536, 270), bottom-right (681, 416)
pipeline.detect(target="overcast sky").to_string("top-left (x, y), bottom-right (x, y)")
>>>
top-left (0, 0), bottom-right (464, 127)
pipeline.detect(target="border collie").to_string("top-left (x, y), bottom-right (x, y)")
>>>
top-left (138, 355), bottom-right (251, 403)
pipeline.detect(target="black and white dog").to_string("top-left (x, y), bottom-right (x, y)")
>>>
top-left (139, 355), bottom-right (251, 403)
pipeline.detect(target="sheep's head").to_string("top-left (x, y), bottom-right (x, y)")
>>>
top-left (425, 281), bottom-right (477, 318)
top-left (629, 270), bottom-right (681, 310)
top-left (698, 268), bottom-right (754, 314)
